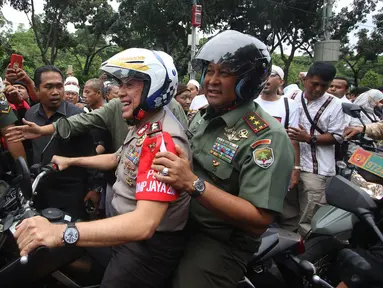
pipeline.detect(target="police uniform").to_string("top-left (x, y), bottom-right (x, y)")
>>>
top-left (173, 100), bottom-right (295, 288)
top-left (0, 93), bottom-right (17, 129)
top-left (101, 106), bottom-right (191, 287)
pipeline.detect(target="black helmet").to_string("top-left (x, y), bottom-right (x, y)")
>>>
top-left (192, 30), bottom-right (271, 101)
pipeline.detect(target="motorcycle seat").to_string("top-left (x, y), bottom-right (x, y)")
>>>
top-left (250, 233), bottom-right (279, 264)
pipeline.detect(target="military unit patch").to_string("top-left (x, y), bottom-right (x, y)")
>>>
top-left (244, 112), bottom-right (270, 134)
top-left (253, 147), bottom-right (274, 169)
top-left (210, 137), bottom-right (239, 164)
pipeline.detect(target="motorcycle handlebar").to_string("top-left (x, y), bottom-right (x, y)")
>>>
top-left (31, 162), bottom-right (59, 195)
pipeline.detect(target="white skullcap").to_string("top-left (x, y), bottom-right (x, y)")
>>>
top-left (64, 84), bottom-right (79, 94)
top-left (271, 65), bottom-right (284, 80)
top-left (65, 76), bottom-right (79, 85)
top-left (187, 79), bottom-right (200, 91)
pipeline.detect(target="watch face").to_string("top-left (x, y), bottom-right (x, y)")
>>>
top-left (64, 227), bottom-right (79, 244)
top-left (195, 179), bottom-right (205, 192)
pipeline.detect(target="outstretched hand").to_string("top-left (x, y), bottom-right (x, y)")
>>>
top-left (5, 119), bottom-right (43, 142)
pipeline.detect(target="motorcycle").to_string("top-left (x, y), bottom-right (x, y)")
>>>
top-left (0, 157), bottom-right (108, 287)
top-left (295, 103), bottom-right (383, 284)
top-left (0, 117), bottom-right (108, 287)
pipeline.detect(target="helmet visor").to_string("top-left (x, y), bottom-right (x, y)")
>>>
top-left (100, 63), bottom-right (150, 86)
top-left (192, 30), bottom-right (270, 75)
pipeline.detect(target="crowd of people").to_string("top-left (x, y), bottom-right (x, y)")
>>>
top-left (0, 29), bottom-right (382, 288)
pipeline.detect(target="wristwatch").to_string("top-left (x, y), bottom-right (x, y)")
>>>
top-left (63, 222), bottom-right (79, 246)
top-left (309, 135), bottom-right (317, 145)
top-left (191, 178), bottom-right (206, 198)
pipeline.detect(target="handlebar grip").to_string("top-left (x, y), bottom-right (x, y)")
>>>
top-left (41, 162), bottom-right (59, 173)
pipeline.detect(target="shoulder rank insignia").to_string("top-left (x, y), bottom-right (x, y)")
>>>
top-left (147, 121), bottom-right (162, 135)
top-left (244, 112), bottom-right (270, 134)
top-left (253, 147), bottom-right (274, 169)
top-left (0, 92), bottom-right (11, 114)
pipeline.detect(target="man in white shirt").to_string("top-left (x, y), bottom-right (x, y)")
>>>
top-left (188, 79), bottom-right (208, 111)
top-left (287, 62), bottom-right (346, 236)
top-left (255, 65), bottom-right (301, 231)
top-left (328, 77), bottom-right (351, 103)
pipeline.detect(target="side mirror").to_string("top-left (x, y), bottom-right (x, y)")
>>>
top-left (342, 103), bottom-right (362, 118)
top-left (14, 157), bottom-right (32, 200)
top-left (56, 117), bottom-right (71, 140)
top-left (325, 175), bottom-right (377, 217)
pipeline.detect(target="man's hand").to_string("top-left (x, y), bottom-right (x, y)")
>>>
top-left (84, 190), bottom-right (101, 210)
top-left (51, 155), bottom-right (72, 171)
top-left (289, 169), bottom-right (300, 190)
top-left (4, 85), bottom-right (22, 104)
top-left (5, 118), bottom-right (43, 142)
top-left (14, 216), bottom-right (64, 256)
top-left (287, 124), bottom-right (311, 143)
top-left (152, 145), bottom-right (195, 193)
top-left (15, 68), bottom-right (34, 86)
top-left (344, 126), bottom-right (363, 140)
top-left (5, 64), bottom-right (17, 83)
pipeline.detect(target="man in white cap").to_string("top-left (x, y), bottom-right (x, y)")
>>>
top-left (64, 84), bottom-right (80, 105)
top-left (64, 76), bottom-right (80, 105)
top-left (188, 79), bottom-right (208, 113)
top-left (255, 65), bottom-right (301, 231)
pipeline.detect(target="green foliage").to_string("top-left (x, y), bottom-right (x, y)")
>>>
top-left (360, 70), bottom-right (383, 88)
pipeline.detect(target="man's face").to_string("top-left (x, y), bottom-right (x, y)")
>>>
top-left (204, 63), bottom-right (238, 110)
top-left (37, 72), bottom-right (64, 110)
top-left (83, 83), bottom-right (101, 108)
top-left (304, 76), bottom-right (331, 101)
top-left (107, 86), bottom-right (119, 101)
top-left (175, 90), bottom-right (192, 111)
top-left (13, 84), bottom-right (29, 101)
top-left (118, 79), bottom-right (144, 119)
top-left (64, 91), bottom-right (79, 104)
top-left (328, 79), bottom-right (348, 98)
top-left (262, 73), bottom-right (283, 95)
top-left (187, 83), bottom-right (198, 98)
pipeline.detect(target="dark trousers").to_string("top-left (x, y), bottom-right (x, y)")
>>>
top-left (172, 232), bottom-right (252, 288)
top-left (101, 230), bottom-right (186, 288)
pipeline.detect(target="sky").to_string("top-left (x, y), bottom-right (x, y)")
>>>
top-left (1, 0), bottom-right (381, 49)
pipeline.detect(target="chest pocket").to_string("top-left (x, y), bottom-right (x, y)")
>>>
top-left (202, 156), bottom-right (239, 196)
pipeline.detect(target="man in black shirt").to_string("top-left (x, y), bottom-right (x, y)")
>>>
top-left (25, 65), bottom-right (100, 220)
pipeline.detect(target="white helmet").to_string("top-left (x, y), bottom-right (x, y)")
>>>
top-left (100, 48), bottom-right (178, 113)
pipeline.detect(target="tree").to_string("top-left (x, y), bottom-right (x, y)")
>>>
top-left (359, 70), bottom-right (383, 88)
top-left (113, 0), bottom-right (192, 77)
top-left (194, 0), bottom-right (325, 82)
top-left (66, 0), bottom-right (118, 76)
top-left (331, 0), bottom-right (381, 87)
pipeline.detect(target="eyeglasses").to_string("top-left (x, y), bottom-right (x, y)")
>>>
top-left (269, 73), bottom-right (281, 79)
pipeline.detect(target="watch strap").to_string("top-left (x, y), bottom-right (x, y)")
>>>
top-left (191, 178), bottom-right (205, 198)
